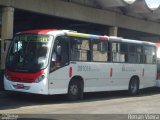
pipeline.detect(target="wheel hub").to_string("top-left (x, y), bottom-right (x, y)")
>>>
top-left (131, 82), bottom-right (137, 93)
top-left (70, 85), bottom-right (78, 95)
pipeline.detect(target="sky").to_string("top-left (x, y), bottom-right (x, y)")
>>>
top-left (145, 0), bottom-right (160, 4)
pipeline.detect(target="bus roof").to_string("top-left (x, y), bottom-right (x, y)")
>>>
top-left (17, 29), bottom-right (109, 41)
top-left (109, 36), bottom-right (155, 46)
top-left (16, 29), bottom-right (155, 46)
top-left (17, 29), bottom-right (57, 34)
top-left (156, 43), bottom-right (160, 47)
top-left (66, 32), bottom-right (109, 40)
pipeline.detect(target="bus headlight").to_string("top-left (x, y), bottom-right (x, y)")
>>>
top-left (35, 74), bottom-right (45, 83)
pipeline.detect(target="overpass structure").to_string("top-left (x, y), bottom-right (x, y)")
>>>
top-left (0, 0), bottom-right (160, 69)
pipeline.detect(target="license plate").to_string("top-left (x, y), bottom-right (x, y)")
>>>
top-left (16, 84), bottom-right (24, 89)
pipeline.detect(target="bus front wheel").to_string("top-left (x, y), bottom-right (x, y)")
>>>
top-left (68, 80), bottom-right (83, 101)
top-left (129, 78), bottom-right (139, 96)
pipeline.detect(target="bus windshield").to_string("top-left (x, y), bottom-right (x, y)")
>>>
top-left (6, 34), bottom-right (52, 72)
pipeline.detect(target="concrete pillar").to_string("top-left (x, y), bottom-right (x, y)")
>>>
top-left (109, 26), bottom-right (118, 36)
top-left (1, 7), bottom-right (14, 69)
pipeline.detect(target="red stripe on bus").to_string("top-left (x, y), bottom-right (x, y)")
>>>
top-left (110, 68), bottom-right (113, 77)
top-left (19, 29), bottom-right (57, 34)
top-left (6, 69), bottom-right (44, 83)
top-left (142, 68), bottom-right (144, 77)
top-left (100, 36), bottom-right (108, 40)
top-left (69, 67), bottom-right (72, 78)
top-left (156, 43), bottom-right (160, 47)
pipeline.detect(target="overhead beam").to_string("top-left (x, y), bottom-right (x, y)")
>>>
top-left (0, 0), bottom-right (160, 35)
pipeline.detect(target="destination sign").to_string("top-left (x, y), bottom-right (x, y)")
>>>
top-left (16, 35), bottom-right (49, 42)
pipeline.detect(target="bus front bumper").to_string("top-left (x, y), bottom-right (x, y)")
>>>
top-left (4, 76), bottom-right (49, 95)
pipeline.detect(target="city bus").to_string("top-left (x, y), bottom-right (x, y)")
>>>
top-left (4, 29), bottom-right (157, 100)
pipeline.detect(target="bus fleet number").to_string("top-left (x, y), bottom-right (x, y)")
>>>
top-left (78, 65), bottom-right (91, 72)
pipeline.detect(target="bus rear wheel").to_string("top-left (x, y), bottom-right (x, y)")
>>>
top-left (129, 78), bottom-right (139, 96)
top-left (68, 80), bottom-right (83, 101)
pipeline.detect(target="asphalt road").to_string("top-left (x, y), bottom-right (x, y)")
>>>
top-left (1, 88), bottom-right (160, 120)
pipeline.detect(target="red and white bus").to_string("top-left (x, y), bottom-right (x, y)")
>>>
top-left (4, 29), bottom-right (157, 100)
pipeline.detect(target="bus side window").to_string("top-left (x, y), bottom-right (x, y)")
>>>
top-left (60, 37), bottom-right (69, 66)
top-left (112, 42), bottom-right (128, 63)
top-left (144, 46), bottom-right (156, 64)
top-left (92, 40), bottom-right (108, 62)
top-left (50, 36), bottom-right (69, 72)
top-left (120, 43), bottom-right (128, 63)
top-left (70, 37), bottom-right (91, 62)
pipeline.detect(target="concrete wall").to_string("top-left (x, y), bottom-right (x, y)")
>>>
top-left (0, 0), bottom-right (160, 35)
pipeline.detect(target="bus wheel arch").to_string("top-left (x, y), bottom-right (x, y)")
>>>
top-left (67, 76), bottom-right (84, 101)
top-left (128, 76), bottom-right (140, 96)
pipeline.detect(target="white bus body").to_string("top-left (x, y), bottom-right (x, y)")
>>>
top-left (4, 29), bottom-right (157, 100)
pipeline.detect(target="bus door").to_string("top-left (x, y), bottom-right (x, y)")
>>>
top-left (49, 36), bottom-right (70, 93)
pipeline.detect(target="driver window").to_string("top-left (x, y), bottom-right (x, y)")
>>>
top-left (50, 36), bottom-right (69, 72)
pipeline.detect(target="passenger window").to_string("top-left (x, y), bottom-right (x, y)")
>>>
top-left (92, 40), bottom-right (108, 62)
top-left (112, 42), bottom-right (128, 63)
top-left (128, 44), bottom-right (143, 64)
top-left (144, 46), bottom-right (156, 64)
top-left (112, 42), bottom-right (120, 62)
top-left (70, 37), bottom-right (91, 61)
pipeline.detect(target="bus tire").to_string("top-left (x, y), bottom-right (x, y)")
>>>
top-left (68, 80), bottom-right (83, 101)
top-left (128, 77), bottom-right (139, 96)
